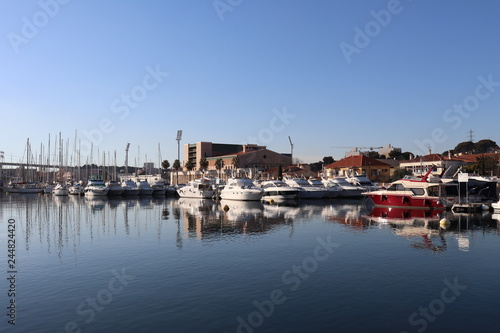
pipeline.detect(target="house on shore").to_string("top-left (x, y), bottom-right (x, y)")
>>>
top-left (324, 155), bottom-right (393, 183)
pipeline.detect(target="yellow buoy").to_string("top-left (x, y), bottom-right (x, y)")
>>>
top-left (222, 205), bottom-right (229, 212)
top-left (269, 199), bottom-right (275, 204)
top-left (439, 218), bottom-right (450, 229)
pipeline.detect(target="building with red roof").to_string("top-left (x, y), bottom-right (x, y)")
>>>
top-left (324, 155), bottom-right (393, 182)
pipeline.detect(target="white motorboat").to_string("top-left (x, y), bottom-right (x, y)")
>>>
top-left (84, 179), bottom-right (109, 196)
top-left (121, 179), bottom-right (141, 196)
top-left (136, 179), bottom-right (154, 195)
top-left (151, 180), bottom-right (168, 196)
top-left (220, 178), bottom-right (263, 201)
top-left (52, 183), bottom-right (69, 196)
top-left (309, 178), bottom-right (341, 198)
top-left (69, 182), bottom-right (85, 195)
top-left (323, 177), bottom-right (364, 198)
top-left (346, 175), bottom-right (380, 192)
top-left (284, 177), bottom-right (327, 199)
top-left (5, 182), bottom-right (44, 194)
top-left (106, 180), bottom-right (124, 196)
top-left (259, 180), bottom-right (300, 202)
top-left (177, 178), bottom-right (216, 199)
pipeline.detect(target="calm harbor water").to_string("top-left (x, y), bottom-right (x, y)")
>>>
top-left (1, 194), bottom-right (499, 333)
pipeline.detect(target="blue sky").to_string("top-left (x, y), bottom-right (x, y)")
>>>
top-left (1, 0), bottom-right (499, 167)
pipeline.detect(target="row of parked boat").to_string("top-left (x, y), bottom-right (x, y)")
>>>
top-left (176, 175), bottom-right (379, 202)
top-left (5, 178), bottom-right (175, 197)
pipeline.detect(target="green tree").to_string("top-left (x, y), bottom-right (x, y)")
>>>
top-left (400, 152), bottom-right (413, 160)
top-left (389, 150), bottom-right (401, 159)
top-left (475, 139), bottom-right (498, 154)
top-left (215, 158), bottom-right (225, 179)
top-left (322, 156), bottom-right (334, 165)
top-left (199, 157), bottom-right (208, 174)
top-left (232, 156), bottom-right (240, 169)
top-left (185, 160), bottom-right (195, 181)
top-left (454, 141), bottom-right (476, 154)
top-left (161, 160), bottom-right (170, 180)
top-left (391, 168), bottom-right (413, 182)
top-left (368, 151), bottom-right (380, 159)
top-left (475, 155), bottom-right (498, 176)
top-left (173, 159), bottom-right (181, 184)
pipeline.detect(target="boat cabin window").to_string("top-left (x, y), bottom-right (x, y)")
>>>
top-left (410, 188), bottom-right (425, 195)
top-left (387, 184), bottom-right (405, 191)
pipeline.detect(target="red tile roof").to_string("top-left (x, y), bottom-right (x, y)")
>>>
top-left (452, 153), bottom-right (500, 163)
top-left (400, 154), bottom-right (445, 163)
top-left (325, 155), bottom-right (391, 169)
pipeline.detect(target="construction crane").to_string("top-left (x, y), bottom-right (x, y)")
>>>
top-left (288, 136), bottom-right (294, 161)
top-left (125, 143), bottom-right (130, 175)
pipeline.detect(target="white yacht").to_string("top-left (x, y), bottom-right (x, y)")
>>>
top-left (121, 179), bottom-right (141, 196)
top-left (136, 179), bottom-right (154, 195)
top-left (84, 179), bottom-right (109, 196)
top-left (323, 177), bottom-right (364, 198)
top-left (69, 182), bottom-right (84, 195)
top-left (220, 178), bottom-right (263, 201)
top-left (177, 178), bottom-right (216, 199)
top-left (260, 180), bottom-right (300, 202)
top-left (106, 180), bottom-right (124, 196)
top-left (151, 180), bottom-right (168, 196)
top-left (6, 182), bottom-right (44, 194)
top-left (284, 177), bottom-right (327, 199)
top-left (346, 175), bottom-right (380, 192)
top-left (309, 178), bottom-right (341, 198)
top-left (52, 183), bottom-right (69, 196)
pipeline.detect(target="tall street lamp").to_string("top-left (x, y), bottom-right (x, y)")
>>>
top-left (176, 130), bottom-right (182, 184)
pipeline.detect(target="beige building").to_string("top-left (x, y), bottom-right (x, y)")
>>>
top-left (324, 155), bottom-right (393, 183)
top-left (181, 142), bottom-right (292, 180)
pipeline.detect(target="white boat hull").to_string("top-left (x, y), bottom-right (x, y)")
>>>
top-left (220, 190), bottom-right (262, 201)
top-left (53, 189), bottom-right (69, 196)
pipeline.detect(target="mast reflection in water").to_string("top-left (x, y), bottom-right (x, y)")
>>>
top-left (1, 194), bottom-right (500, 333)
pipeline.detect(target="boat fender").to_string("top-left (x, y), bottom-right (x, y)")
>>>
top-left (269, 199), bottom-right (275, 204)
top-left (223, 205), bottom-right (229, 212)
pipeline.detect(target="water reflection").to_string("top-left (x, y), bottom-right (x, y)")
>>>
top-left (2, 194), bottom-right (500, 259)
top-left (360, 206), bottom-right (500, 252)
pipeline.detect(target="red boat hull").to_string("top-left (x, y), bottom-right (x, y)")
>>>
top-left (365, 192), bottom-right (445, 210)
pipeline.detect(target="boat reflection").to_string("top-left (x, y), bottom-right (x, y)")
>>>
top-left (3, 194), bottom-right (500, 260)
top-left (322, 199), bottom-right (370, 230)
